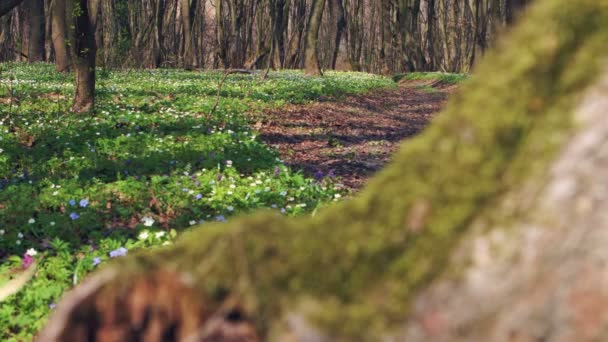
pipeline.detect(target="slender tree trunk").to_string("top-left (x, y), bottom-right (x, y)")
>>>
top-left (152, 0), bottom-right (165, 68)
top-left (66, 0), bottom-right (96, 113)
top-left (426, 0), bottom-right (436, 70)
top-left (216, 0), bottom-right (228, 68)
top-left (180, 0), bottom-right (194, 69)
top-left (304, 0), bottom-right (326, 75)
top-left (330, 0), bottom-right (345, 69)
top-left (51, 0), bottom-right (71, 71)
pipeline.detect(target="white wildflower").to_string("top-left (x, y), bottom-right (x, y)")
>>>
top-left (141, 216), bottom-right (155, 227)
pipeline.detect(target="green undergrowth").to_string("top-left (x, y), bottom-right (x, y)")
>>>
top-left (393, 71), bottom-right (468, 84)
top-left (0, 65), bottom-right (394, 340)
top-left (89, 1), bottom-right (608, 341)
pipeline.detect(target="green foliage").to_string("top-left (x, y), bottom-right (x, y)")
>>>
top-left (84, 1), bottom-right (608, 340)
top-left (392, 72), bottom-right (468, 84)
top-left (0, 63), bottom-right (393, 340)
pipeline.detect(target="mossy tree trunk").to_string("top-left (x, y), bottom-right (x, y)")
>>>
top-left (41, 0), bottom-right (608, 340)
top-left (66, 0), bottom-right (96, 113)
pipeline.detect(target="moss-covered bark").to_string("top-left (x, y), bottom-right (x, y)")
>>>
top-left (41, 0), bottom-right (608, 340)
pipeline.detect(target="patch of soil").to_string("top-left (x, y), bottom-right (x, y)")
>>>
top-left (258, 83), bottom-right (455, 191)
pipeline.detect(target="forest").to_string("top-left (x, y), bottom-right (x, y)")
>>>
top-left (0, 0), bottom-right (530, 71)
top-left (3, 0), bottom-right (608, 341)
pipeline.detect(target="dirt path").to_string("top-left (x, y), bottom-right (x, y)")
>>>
top-left (258, 83), bottom-right (455, 191)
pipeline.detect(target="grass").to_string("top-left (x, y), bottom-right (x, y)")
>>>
top-left (0, 63), bottom-right (394, 340)
top-left (392, 71), bottom-right (468, 84)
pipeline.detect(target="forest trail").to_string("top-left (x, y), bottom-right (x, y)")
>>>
top-left (259, 81), bottom-right (457, 191)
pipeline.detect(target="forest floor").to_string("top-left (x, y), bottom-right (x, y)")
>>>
top-left (259, 80), bottom-right (458, 191)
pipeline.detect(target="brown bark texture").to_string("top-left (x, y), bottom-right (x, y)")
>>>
top-left (66, 0), bottom-right (96, 113)
top-left (304, 0), bottom-right (326, 75)
top-left (51, 0), bottom-right (71, 71)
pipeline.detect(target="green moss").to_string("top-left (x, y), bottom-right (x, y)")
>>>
top-left (64, 0), bottom-right (608, 340)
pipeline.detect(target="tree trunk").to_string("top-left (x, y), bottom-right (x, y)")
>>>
top-left (304, 0), bottom-right (326, 75)
top-left (330, 0), bottom-right (346, 69)
top-left (22, 0), bottom-right (44, 61)
top-left (51, 0), bottom-right (71, 71)
top-left (40, 0), bottom-right (608, 340)
top-left (180, 0), bottom-right (194, 70)
top-left (152, 0), bottom-right (166, 68)
top-left (216, 0), bottom-right (228, 68)
top-left (66, 0), bottom-right (96, 113)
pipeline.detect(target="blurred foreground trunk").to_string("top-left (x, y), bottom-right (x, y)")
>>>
top-left (41, 0), bottom-right (608, 340)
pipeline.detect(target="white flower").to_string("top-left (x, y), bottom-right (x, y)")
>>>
top-left (26, 248), bottom-right (37, 256)
top-left (227, 206), bottom-right (234, 211)
top-left (189, 220), bottom-right (196, 226)
top-left (17, 232), bottom-right (24, 238)
top-left (28, 218), bottom-right (36, 224)
top-left (16, 240), bottom-right (21, 245)
top-left (138, 231), bottom-right (149, 240)
top-left (334, 194), bottom-right (342, 199)
top-left (155, 231), bottom-right (166, 239)
top-left (141, 216), bottom-right (155, 227)
top-left (50, 222), bottom-right (55, 226)
top-left (0, 148), bottom-right (3, 153)
top-left (0, 229), bottom-right (4, 235)
top-left (226, 160), bottom-right (233, 167)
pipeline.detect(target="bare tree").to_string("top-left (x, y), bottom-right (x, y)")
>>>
top-left (66, 0), bottom-right (96, 113)
top-left (304, 0), bottom-right (326, 75)
top-left (21, 0), bottom-right (45, 61)
top-left (51, 0), bottom-right (71, 71)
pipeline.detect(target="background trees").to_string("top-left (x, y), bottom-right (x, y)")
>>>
top-left (0, 0), bottom-right (530, 74)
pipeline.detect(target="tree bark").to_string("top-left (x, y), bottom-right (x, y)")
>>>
top-left (304, 0), bottom-right (326, 75)
top-left (21, 0), bottom-right (44, 61)
top-left (180, 0), bottom-right (194, 70)
top-left (40, 0), bottom-right (608, 340)
top-left (330, 0), bottom-right (346, 69)
top-left (51, 0), bottom-right (71, 71)
top-left (151, 0), bottom-right (166, 68)
top-left (66, 0), bottom-right (96, 113)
